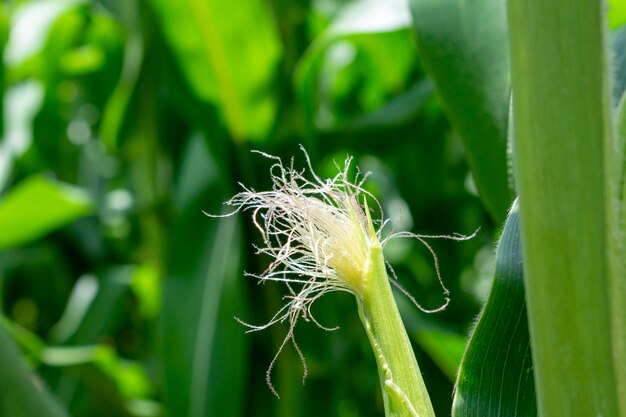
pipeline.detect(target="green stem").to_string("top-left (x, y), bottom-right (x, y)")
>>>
top-left (357, 236), bottom-right (435, 417)
top-left (508, 0), bottom-right (622, 415)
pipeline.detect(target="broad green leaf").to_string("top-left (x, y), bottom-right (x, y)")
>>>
top-left (0, 176), bottom-right (91, 251)
top-left (161, 134), bottom-right (248, 417)
top-left (409, 0), bottom-right (512, 223)
top-left (148, 0), bottom-right (281, 142)
top-left (453, 200), bottom-right (536, 416)
top-left (0, 322), bottom-right (68, 417)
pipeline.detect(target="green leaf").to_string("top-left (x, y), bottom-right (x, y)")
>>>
top-left (610, 0), bottom-right (626, 30)
top-left (336, 79), bottom-right (433, 133)
top-left (322, 0), bottom-right (411, 36)
top-left (161, 134), bottom-right (248, 417)
top-left (4, 0), bottom-right (86, 68)
top-left (295, 2), bottom-right (416, 133)
top-left (5, 317), bottom-right (157, 412)
top-left (0, 322), bottom-right (68, 417)
top-left (408, 0), bottom-right (512, 223)
top-left (100, 0), bottom-right (143, 151)
top-left (453, 200), bottom-right (536, 416)
top-left (49, 267), bottom-right (133, 344)
top-left (0, 176), bottom-right (91, 251)
top-left (147, 0), bottom-right (282, 142)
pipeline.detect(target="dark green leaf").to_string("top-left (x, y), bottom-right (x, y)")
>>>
top-left (345, 79), bottom-right (434, 132)
top-left (161, 134), bottom-right (249, 417)
top-left (49, 267), bottom-right (133, 344)
top-left (408, 0), bottom-right (512, 222)
top-left (0, 176), bottom-right (92, 251)
top-left (5, 317), bottom-right (157, 413)
top-left (453, 200), bottom-right (537, 417)
top-left (295, 24), bottom-right (416, 133)
top-left (0, 322), bottom-right (68, 417)
top-left (99, 0), bottom-right (143, 151)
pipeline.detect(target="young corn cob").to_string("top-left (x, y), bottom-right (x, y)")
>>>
top-left (212, 148), bottom-right (472, 417)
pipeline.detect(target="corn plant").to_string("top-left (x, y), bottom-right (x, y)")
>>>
top-left (0, 0), bottom-right (624, 416)
top-left (411, 0), bottom-right (626, 415)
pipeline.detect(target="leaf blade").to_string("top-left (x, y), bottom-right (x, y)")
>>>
top-left (408, 0), bottom-right (512, 222)
top-left (160, 134), bottom-right (248, 417)
top-left (0, 176), bottom-right (91, 251)
top-left (0, 322), bottom-right (69, 417)
top-left (147, 0), bottom-right (282, 141)
top-left (453, 200), bottom-right (536, 416)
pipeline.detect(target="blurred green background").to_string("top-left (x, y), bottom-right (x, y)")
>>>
top-left (0, 0), bottom-right (502, 416)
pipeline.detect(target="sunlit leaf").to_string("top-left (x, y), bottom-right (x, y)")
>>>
top-left (610, 0), bottom-right (626, 30)
top-left (5, 0), bottom-right (86, 67)
top-left (130, 262), bottom-right (160, 319)
top-left (0, 176), bottom-right (92, 251)
top-left (148, 0), bottom-right (282, 142)
top-left (59, 45), bottom-right (105, 75)
top-left (325, 0), bottom-right (411, 35)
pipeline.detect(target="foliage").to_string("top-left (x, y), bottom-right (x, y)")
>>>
top-left (0, 1), bottom-right (488, 415)
top-left (0, 0), bottom-right (623, 416)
